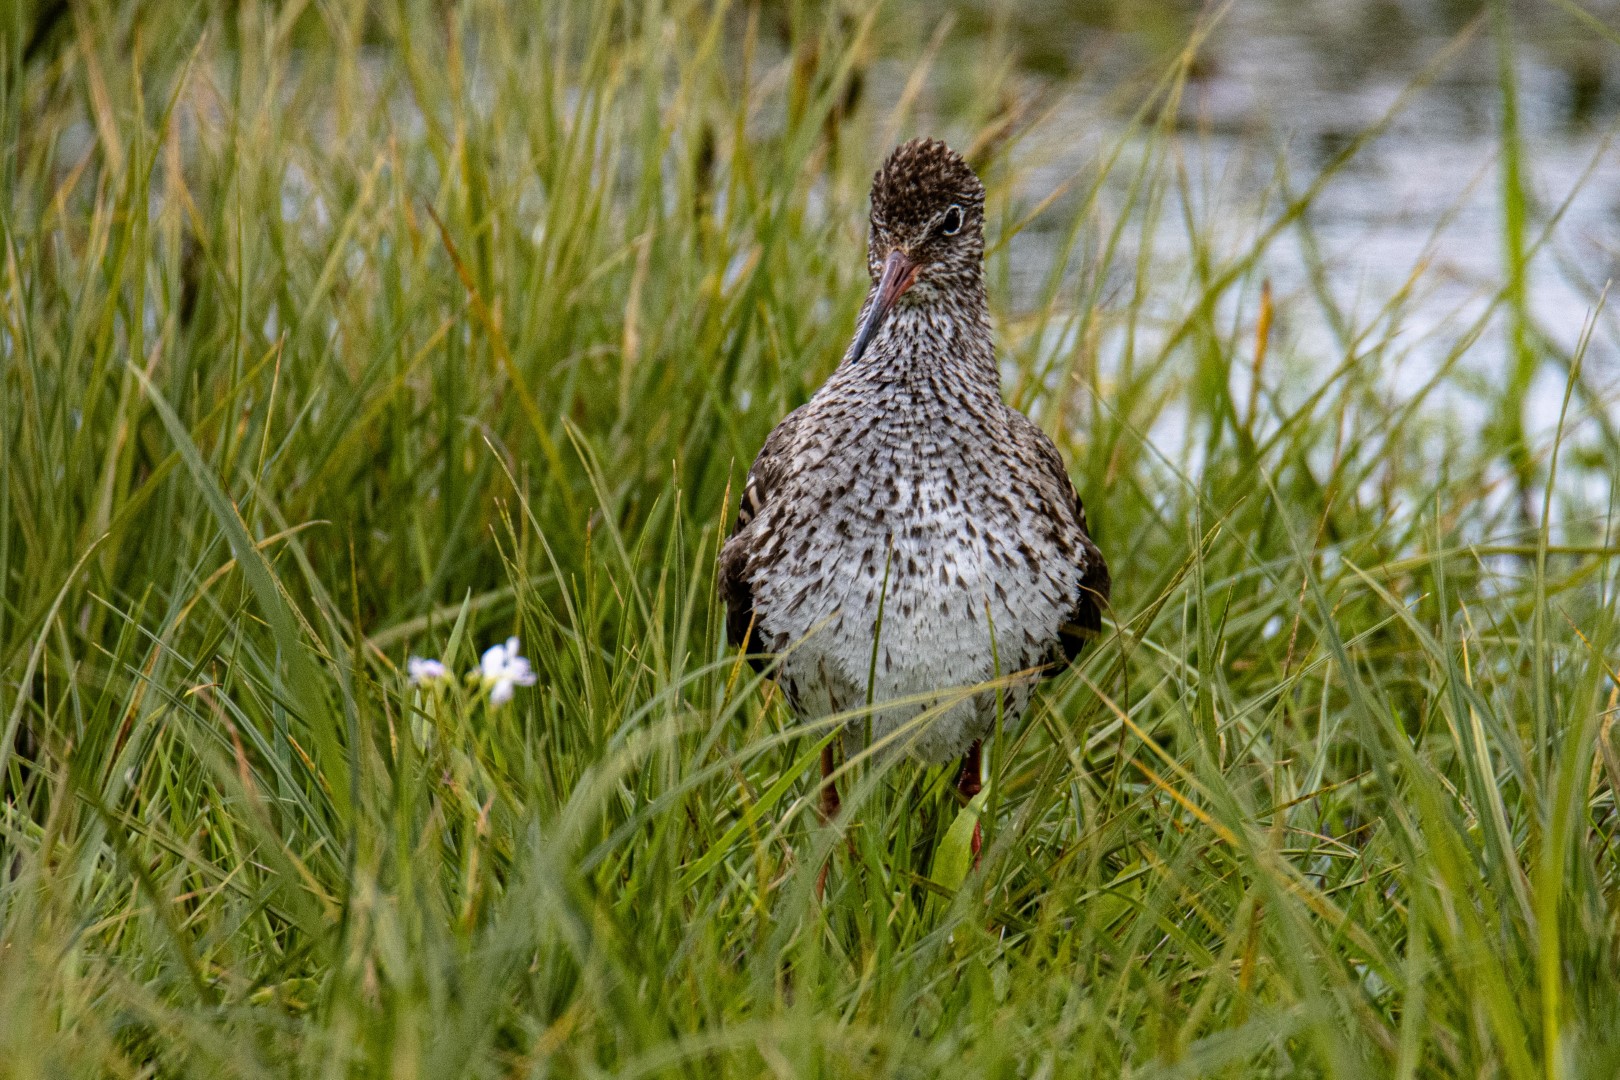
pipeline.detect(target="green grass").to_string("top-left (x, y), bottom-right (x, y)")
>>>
top-left (4, 1), bottom-right (1620, 1076)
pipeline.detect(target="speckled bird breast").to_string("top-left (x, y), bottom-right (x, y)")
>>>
top-left (741, 336), bottom-right (1082, 761)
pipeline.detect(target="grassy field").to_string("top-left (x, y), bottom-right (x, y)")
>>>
top-left (5, 1), bottom-right (1620, 1076)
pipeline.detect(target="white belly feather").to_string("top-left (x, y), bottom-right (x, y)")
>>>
top-left (753, 465), bottom-right (1072, 763)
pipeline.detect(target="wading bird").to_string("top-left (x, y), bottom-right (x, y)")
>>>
top-left (719, 138), bottom-right (1109, 865)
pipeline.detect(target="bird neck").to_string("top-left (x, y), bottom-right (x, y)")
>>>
top-left (839, 279), bottom-right (999, 395)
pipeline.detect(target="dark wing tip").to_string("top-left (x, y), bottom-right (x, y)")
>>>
top-left (718, 541), bottom-right (770, 674)
top-left (1051, 519), bottom-right (1111, 674)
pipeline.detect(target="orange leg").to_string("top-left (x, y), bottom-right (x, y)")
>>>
top-left (815, 743), bottom-right (840, 898)
top-left (819, 742), bottom-right (842, 821)
top-left (956, 739), bottom-right (983, 866)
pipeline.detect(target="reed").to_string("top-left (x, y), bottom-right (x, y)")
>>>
top-left (3, 2), bottom-right (1618, 1075)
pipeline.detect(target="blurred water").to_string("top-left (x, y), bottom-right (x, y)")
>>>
top-left (1186, 1), bottom-right (1617, 435)
top-left (898, 1), bottom-right (1620, 487)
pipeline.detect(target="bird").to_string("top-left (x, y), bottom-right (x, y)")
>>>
top-left (718, 137), bottom-right (1109, 865)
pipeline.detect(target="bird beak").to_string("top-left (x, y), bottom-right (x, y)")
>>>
top-left (848, 249), bottom-right (919, 365)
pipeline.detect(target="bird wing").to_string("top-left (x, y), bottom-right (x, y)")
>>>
top-left (1058, 510), bottom-right (1111, 667)
top-left (718, 408), bottom-right (806, 669)
top-left (1007, 410), bottom-right (1110, 671)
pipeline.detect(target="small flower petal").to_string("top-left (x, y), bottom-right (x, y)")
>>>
top-left (473, 636), bottom-right (536, 704)
top-left (480, 640), bottom-right (510, 680)
top-left (408, 657), bottom-right (449, 684)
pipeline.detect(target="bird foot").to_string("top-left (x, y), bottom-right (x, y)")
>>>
top-left (815, 743), bottom-right (840, 899)
top-left (958, 739), bottom-right (984, 872)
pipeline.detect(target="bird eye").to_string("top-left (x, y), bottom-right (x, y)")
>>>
top-left (939, 204), bottom-right (963, 236)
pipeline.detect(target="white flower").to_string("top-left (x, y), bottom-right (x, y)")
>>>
top-left (407, 657), bottom-right (449, 685)
top-left (476, 637), bottom-right (537, 706)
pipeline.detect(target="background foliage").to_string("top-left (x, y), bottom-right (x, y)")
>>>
top-left (4, 0), bottom-right (1620, 1076)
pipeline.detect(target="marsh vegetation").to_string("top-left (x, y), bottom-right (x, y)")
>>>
top-left (4, 1), bottom-right (1620, 1075)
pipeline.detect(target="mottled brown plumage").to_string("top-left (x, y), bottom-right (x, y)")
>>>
top-left (719, 138), bottom-right (1109, 841)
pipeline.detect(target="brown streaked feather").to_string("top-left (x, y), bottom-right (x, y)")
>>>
top-left (1057, 524), bottom-right (1110, 668)
top-left (718, 541), bottom-right (769, 672)
top-left (719, 409), bottom-right (806, 670)
top-left (1013, 415), bottom-right (1110, 674)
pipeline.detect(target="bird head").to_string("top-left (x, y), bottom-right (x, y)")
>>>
top-left (849, 138), bottom-right (987, 364)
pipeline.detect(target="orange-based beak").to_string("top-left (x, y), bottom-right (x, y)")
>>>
top-left (848, 249), bottom-right (920, 364)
